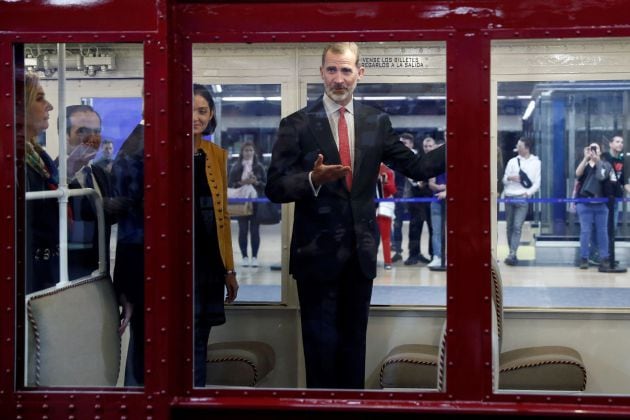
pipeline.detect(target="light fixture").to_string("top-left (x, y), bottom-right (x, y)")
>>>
top-left (222, 96), bottom-right (266, 102)
top-left (522, 100), bottom-right (536, 120)
top-left (24, 45), bottom-right (116, 78)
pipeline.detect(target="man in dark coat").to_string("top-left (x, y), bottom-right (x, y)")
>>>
top-left (266, 42), bottom-right (445, 389)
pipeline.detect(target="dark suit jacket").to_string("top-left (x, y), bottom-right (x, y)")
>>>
top-left (265, 96), bottom-right (445, 281)
top-left (111, 123), bottom-right (145, 306)
top-left (68, 163), bottom-right (116, 279)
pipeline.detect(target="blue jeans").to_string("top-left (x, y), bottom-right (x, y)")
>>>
top-left (431, 200), bottom-right (444, 258)
top-left (576, 202), bottom-right (609, 260)
top-left (505, 199), bottom-right (529, 257)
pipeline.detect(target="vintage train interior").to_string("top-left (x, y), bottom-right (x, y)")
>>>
top-left (2, 1), bottom-right (630, 418)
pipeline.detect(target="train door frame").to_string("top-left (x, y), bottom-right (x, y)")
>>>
top-left (175, 1), bottom-right (493, 408)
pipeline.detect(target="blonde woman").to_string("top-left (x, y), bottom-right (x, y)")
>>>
top-left (23, 73), bottom-right (58, 293)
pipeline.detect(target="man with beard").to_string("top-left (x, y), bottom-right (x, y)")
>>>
top-left (266, 42), bottom-right (445, 389)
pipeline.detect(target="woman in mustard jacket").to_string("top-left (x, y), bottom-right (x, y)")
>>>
top-left (193, 83), bottom-right (239, 387)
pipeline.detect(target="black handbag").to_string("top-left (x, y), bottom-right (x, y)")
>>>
top-left (517, 158), bottom-right (533, 188)
top-left (255, 199), bottom-right (281, 225)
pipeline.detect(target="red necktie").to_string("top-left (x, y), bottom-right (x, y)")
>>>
top-left (338, 107), bottom-right (352, 190)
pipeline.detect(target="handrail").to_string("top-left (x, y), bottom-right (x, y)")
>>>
top-left (25, 187), bottom-right (106, 286)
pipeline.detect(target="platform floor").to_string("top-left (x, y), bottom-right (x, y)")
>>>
top-left (108, 220), bottom-right (630, 309)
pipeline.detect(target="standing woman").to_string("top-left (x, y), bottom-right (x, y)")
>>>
top-left (228, 141), bottom-right (267, 267)
top-left (23, 73), bottom-right (58, 293)
top-left (192, 83), bottom-right (239, 387)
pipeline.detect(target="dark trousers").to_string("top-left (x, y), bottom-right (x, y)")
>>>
top-left (115, 242), bottom-right (145, 387)
top-left (237, 215), bottom-right (260, 258)
top-left (124, 308), bottom-right (144, 386)
top-left (407, 202), bottom-right (433, 258)
top-left (392, 203), bottom-right (405, 253)
top-left (296, 253), bottom-right (373, 389)
top-left (194, 206), bottom-right (226, 387)
top-left (194, 316), bottom-right (213, 387)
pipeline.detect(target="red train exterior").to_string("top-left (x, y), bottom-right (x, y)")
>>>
top-left (2, 1), bottom-right (630, 418)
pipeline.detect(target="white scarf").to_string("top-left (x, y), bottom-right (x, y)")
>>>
top-left (241, 158), bottom-right (254, 181)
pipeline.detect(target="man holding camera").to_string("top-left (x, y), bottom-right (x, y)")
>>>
top-left (502, 137), bottom-right (541, 266)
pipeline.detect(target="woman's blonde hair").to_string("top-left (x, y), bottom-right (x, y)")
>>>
top-left (24, 73), bottom-right (41, 140)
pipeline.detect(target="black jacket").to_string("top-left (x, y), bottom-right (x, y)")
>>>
top-left (266, 96), bottom-right (445, 281)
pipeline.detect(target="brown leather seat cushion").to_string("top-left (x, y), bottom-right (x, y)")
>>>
top-left (379, 344), bottom-right (438, 389)
top-left (206, 341), bottom-right (275, 386)
top-left (499, 346), bottom-right (587, 391)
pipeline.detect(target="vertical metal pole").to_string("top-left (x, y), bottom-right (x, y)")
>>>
top-left (57, 43), bottom-right (69, 286)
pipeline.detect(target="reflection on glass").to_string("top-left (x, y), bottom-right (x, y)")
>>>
top-left (193, 41), bottom-right (446, 391)
top-left (19, 43), bottom-right (143, 388)
top-left (496, 80), bottom-right (630, 308)
top-left (307, 81), bottom-right (448, 305)
top-left (492, 39), bottom-right (630, 395)
top-left (197, 84), bottom-right (283, 303)
top-left (265, 42), bottom-right (446, 389)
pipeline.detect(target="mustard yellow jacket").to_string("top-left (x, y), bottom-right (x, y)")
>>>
top-left (195, 138), bottom-right (235, 272)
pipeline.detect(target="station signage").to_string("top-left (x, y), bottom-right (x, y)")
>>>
top-left (362, 55), bottom-right (427, 69)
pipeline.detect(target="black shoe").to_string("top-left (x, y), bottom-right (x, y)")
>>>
top-left (504, 255), bottom-right (517, 266)
top-left (392, 253), bottom-right (402, 263)
top-left (418, 254), bottom-right (431, 264)
top-left (579, 258), bottom-right (589, 269)
top-left (404, 256), bottom-right (419, 265)
top-left (598, 258), bottom-right (611, 272)
top-left (384, 264), bottom-right (392, 270)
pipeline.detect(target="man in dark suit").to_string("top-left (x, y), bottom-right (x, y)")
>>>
top-left (265, 42), bottom-right (445, 389)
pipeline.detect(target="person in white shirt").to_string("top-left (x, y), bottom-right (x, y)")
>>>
top-left (502, 137), bottom-right (541, 266)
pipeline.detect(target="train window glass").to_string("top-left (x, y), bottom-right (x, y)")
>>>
top-left (192, 83), bottom-right (283, 304)
top-left (192, 42), bottom-right (446, 390)
top-left (305, 81), bottom-right (447, 306)
top-left (492, 38), bottom-right (630, 395)
top-left (17, 43), bottom-right (144, 388)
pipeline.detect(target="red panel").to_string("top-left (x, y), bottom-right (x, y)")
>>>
top-left (445, 32), bottom-right (492, 401)
top-left (176, 0), bottom-right (630, 42)
top-left (0, 0), bottom-right (159, 33)
top-left (0, 37), bottom-right (17, 413)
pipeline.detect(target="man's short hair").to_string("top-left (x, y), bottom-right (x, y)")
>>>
top-left (65, 104), bottom-right (101, 135)
top-left (102, 139), bottom-right (113, 146)
top-left (321, 42), bottom-right (361, 67)
top-left (399, 132), bottom-right (414, 142)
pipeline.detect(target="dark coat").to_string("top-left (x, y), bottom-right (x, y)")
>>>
top-left (25, 150), bottom-right (60, 294)
top-left (111, 123), bottom-right (144, 306)
top-left (68, 163), bottom-right (115, 280)
top-left (265, 96), bottom-right (445, 281)
top-left (228, 159), bottom-right (267, 196)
